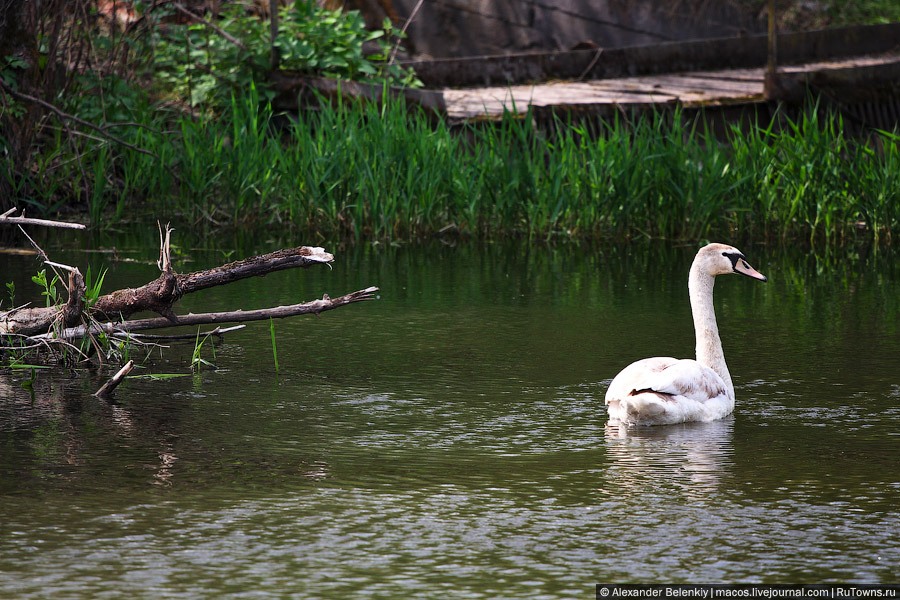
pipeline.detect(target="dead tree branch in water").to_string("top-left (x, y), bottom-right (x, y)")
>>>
top-left (88, 239), bottom-right (340, 324)
top-left (32, 287), bottom-right (380, 343)
top-left (1, 215), bottom-right (380, 354)
top-left (0, 208), bottom-right (88, 230)
top-left (94, 360), bottom-right (135, 397)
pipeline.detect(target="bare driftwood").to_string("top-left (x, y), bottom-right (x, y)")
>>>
top-left (95, 360), bottom-right (135, 397)
top-left (114, 324), bottom-right (246, 342)
top-left (1, 218), bottom-right (379, 346)
top-left (31, 287), bottom-right (380, 342)
top-left (0, 208), bottom-right (88, 230)
top-left (90, 243), bottom-right (337, 322)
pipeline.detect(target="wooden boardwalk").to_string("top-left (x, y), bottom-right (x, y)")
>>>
top-left (273, 23), bottom-right (900, 130)
top-left (441, 51), bottom-right (900, 120)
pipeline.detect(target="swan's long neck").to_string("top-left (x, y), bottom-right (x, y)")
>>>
top-left (688, 262), bottom-right (734, 398)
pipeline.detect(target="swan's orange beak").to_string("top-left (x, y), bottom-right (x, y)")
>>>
top-left (734, 258), bottom-right (767, 282)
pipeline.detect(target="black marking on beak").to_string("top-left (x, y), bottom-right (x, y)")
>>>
top-left (723, 251), bottom-right (745, 271)
top-left (725, 251), bottom-right (768, 282)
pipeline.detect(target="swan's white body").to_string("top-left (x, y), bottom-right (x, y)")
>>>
top-left (605, 243), bottom-right (767, 426)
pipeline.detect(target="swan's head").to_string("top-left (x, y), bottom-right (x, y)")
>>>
top-left (696, 243), bottom-right (767, 282)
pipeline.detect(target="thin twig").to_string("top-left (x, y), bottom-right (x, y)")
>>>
top-left (15, 227), bottom-right (75, 302)
top-left (112, 324), bottom-right (245, 341)
top-left (389, 0), bottom-right (425, 65)
top-left (0, 303), bottom-right (32, 320)
top-left (51, 336), bottom-right (92, 362)
top-left (157, 221), bottom-right (173, 273)
top-left (577, 47), bottom-right (605, 81)
top-left (44, 261), bottom-right (78, 272)
top-left (171, 3), bottom-right (247, 50)
top-left (0, 80), bottom-right (156, 158)
top-left (0, 211), bottom-right (87, 230)
top-left (16, 226), bottom-right (51, 264)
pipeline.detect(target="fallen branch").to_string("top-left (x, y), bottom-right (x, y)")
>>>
top-left (94, 360), bottom-right (135, 397)
top-left (1, 216), bottom-right (379, 364)
top-left (112, 324), bottom-right (246, 342)
top-left (0, 209), bottom-right (87, 230)
top-left (2, 245), bottom-right (337, 335)
top-left (0, 272), bottom-right (86, 337)
top-left (30, 287), bottom-right (379, 342)
top-left (91, 245), bottom-right (335, 322)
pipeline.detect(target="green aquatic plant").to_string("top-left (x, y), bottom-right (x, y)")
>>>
top-left (4, 281), bottom-right (14, 308)
top-left (170, 97), bottom-right (897, 243)
top-left (191, 327), bottom-right (217, 372)
top-left (269, 317), bottom-right (279, 375)
top-left (31, 270), bottom-right (60, 308)
top-left (83, 265), bottom-right (108, 308)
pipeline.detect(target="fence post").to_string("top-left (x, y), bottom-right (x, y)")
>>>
top-left (764, 0), bottom-right (778, 98)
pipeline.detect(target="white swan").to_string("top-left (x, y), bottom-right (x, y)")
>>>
top-left (605, 243), bottom-right (767, 426)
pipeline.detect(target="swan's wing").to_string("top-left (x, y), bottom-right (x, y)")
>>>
top-left (606, 357), bottom-right (727, 403)
top-left (605, 357), bottom-right (731, 425)
top-left (640, 359), bottom-right (728, 403)
top-left (605, 357), bottom-right (678, 402)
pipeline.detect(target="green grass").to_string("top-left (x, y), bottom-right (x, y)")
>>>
top-left (193, 94), bottom-right (899, 244)
top-left (7, 88), bottom-right (900, 246)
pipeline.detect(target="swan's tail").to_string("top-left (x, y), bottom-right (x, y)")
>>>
top-left (607, 391), bottom-right (734, 426)
top-left (606, 392), bottom-right (669, 425)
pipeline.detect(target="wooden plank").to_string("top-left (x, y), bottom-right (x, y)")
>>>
top-left (779, 52), bottom-right (899, 74)
top-left (691, 68), bottom-right (765, 82)
top-left (616, 73), bottom-right (760, 91)
top-left (440, 50), bottom-right (900, 119)
top-left (443, 70), bottom-right (764, 118)
top-left (634, 74), bottom-right (762, 95)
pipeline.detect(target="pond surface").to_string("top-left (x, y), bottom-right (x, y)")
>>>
top-left (1, 235), bottom-right (898, 597)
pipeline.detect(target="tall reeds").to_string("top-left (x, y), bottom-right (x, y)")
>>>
top-left (20, 88), bottom-right (900, 245)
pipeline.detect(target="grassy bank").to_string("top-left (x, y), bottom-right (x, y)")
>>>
top-left (3, 1), bottom-right (898, 246)
top-left (8, 89), bottom-right (900, 245)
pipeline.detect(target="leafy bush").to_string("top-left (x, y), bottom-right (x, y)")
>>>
top-left (154, 0), bottom-right (420, 108)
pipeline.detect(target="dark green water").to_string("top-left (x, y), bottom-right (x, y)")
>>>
top-left (1, 237), bottom-right (898, 597)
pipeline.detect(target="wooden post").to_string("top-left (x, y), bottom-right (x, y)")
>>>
top-left (764, 0), bottom-right (778, 98)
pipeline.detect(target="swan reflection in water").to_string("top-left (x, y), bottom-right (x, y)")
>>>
top-left (601, 418), bottom-right (735, 498)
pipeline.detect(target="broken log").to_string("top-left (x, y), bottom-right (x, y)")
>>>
top-left (0, 267), bottom-right (86, 336)
top-left (29, 287), bottom-right (380, 342)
